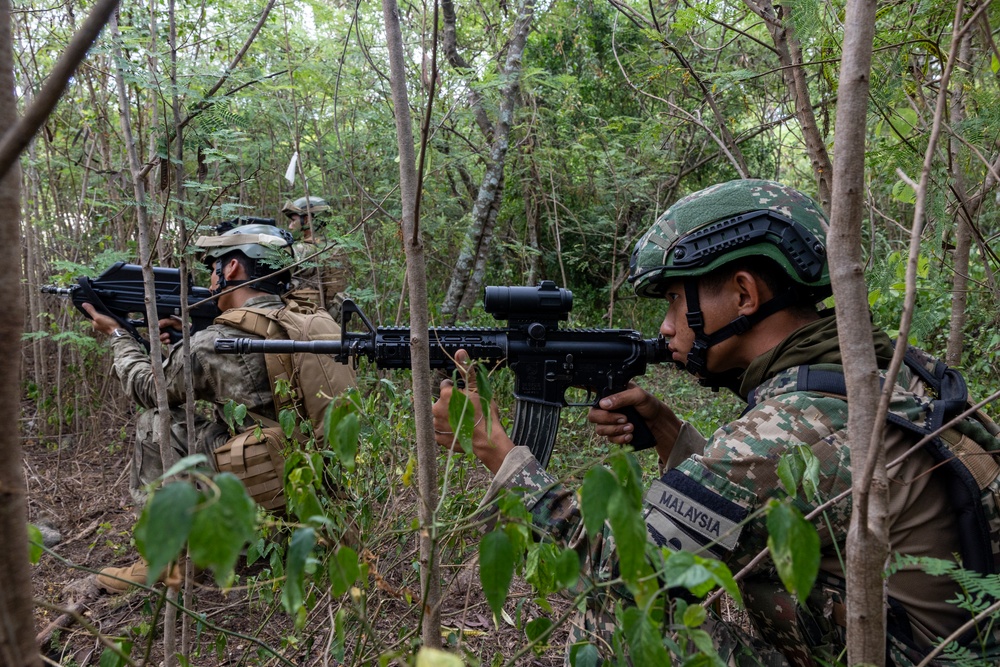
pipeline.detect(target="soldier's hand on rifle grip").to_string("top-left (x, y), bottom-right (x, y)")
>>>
top-left (431, 350), bottom-right (514, 475)
top-left (81, 302), bottom-right (121, 337)
top-left (157, 317), bottom-right (184, 345)
top-left (587, 382), bottom-right (685, 464)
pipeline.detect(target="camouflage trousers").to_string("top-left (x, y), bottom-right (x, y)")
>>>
top-left (131, 407), bottom-right (228, 503)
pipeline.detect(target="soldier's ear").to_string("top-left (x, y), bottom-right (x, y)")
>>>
top-left (732, 270), bottom-right (766, 315)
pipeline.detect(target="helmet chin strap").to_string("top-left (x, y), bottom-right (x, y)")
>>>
top-left (680, 279), bottom-right (798, 382)
top-left (210, 259), bottom-right (251, 296)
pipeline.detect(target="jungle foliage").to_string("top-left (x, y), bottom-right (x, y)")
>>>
top-left (13, 0), bottom-right (1000, 664)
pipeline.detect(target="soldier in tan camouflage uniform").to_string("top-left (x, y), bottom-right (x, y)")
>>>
top-left (84, 223), bottom-right (296, 592)
top-left (433, 180), bottom-right (997, 665)
top-left (281, 195), bottom-right (351, 321)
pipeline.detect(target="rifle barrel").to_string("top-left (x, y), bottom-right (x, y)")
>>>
top-left (215, 338), bottom-right (344, 354)
top-left (40, 285), bottom-right (75, 296)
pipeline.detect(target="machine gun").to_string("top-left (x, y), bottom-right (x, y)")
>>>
top-left (42, 261), bottom-right (221, 351)
top-left (215, 281), bottom-right (669, 468)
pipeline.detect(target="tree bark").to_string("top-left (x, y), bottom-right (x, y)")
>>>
top-left (827, 0), bottom-right (886, 664)
top-left (440, 0), bottom-right (535, 324)
top-left (0, 1), bottom-right (41, 664)
top-left (381, 0), bottom-right (441, 648)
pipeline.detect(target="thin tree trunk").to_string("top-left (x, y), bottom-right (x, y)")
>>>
top-left (440, 0), bottom-right (535, 324)
top-left (381, 0), bottom-right (441, 649)
top-left (946, 30), bottom-right (975, 367)
top-left (0, 1), bottom-right (41, 663)
top-left (827, 0), bottom-right (886, 663)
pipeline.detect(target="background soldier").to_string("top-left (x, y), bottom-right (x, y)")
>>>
top-left (84, 224), bottom-right (298, 592)
top-left (432, 179), bottom-right (992, 665)
top-left (281, 195), bottom-right (351, 321)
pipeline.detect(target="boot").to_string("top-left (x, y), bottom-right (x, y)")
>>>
top-left (96, 558), bottom-right (182, 594)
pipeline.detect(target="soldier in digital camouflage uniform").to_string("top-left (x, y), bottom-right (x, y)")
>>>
top-left (433, 179), bottom-right (999, 665)
top-left (84, 223), bottom-right (296, 592)
top-left (281, 195), bottom-right (351, 321)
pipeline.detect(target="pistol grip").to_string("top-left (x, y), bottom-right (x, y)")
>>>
top-left (620, 405), bottom-right (656, 451)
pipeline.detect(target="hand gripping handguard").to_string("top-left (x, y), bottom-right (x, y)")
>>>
top-left (215, 281), bottom-right (669, 468)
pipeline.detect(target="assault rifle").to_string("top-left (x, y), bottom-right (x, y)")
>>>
top-left (215, 281), bottom-right (669, 468)
top-left (42, 261), bottom-right (221, 351)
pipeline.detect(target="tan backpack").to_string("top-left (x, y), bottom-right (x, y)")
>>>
top-left (216, 297), bottom-right (356, 436)
top-left (213, 298), bottom-right (356, 509)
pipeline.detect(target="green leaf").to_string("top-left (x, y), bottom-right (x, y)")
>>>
top-left (282, 527), bottom-right (315, 617)
top-left (279, 408), bottom-right (297, 438)
top-left (480, 530), bottom-right (515, 620)
top-left (554, 547), bottom-right (580, 590)
top-left (188, 473), bottom-right (258, 585)
top-left (581, 466), bottom-right (616, 538)
top-left (329, 412), bottom-right (359, 471)
top-left (608, 483), bottom-right (652, 600)
top-left (329, 546), bottom-right (361, 597)
top-left (27, 524), bottom-right (43, 564)
top-left (892, 179), bottom-right (916, 204)
top-left (525, 616), bottom-right (553, 645)
top-left (766, 500), bottom-right (820, 599)
top-left (777, 445), bottom-right (820, 502)
top-left (621, 606), bottom-right (670, 664)
top-left (993, 54), bottom-right (999, 74)
top-left (682, 602), bottom-right (707, 628)
top-left (134, 482), bottom-right (198, 585)
top-left (98, 640), bottom-right (133, 667)
top-left (569, 642), bottom-right (599, 667)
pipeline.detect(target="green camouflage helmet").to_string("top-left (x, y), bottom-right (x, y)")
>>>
top-left (282, 196), bottom-right (330, 218)
top-left (629, 179), bottom-right (831, 299)
top-left (195, 223), bottom-right (294, 272)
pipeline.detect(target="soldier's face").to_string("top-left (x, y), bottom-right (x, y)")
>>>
top-left (659, 279), bottom-right (737, 375)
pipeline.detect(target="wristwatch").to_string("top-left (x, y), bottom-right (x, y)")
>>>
top-left (111, 328), bottom-right (127, 339)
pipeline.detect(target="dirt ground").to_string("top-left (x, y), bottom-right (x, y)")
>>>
top-left (24, 407), bottom-right (571, 667)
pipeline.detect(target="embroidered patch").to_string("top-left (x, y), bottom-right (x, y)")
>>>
top-left (644, 469), bottom-right (749, 553)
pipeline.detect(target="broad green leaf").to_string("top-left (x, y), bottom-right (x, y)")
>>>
top-left (329, 546), bottom-right (361, 597)
top-left (609, 453), bottom-right (644, 508)
top-left (581, 466), bottom-right (616, 538)
top-left (554, 547), bottom-right (580, 590)
top-left (279, 409), bottom-right (297, 438)
top-left (98, 639), bottom-right (133, 667)
top-left (134, 481), bottom-right (198, 585)
top-left (608, 488), bottom-right (655, 603)
top-left (282, 527), bottom-right (315, 617)
top-left (330, 412), bottom-right (359, 471)
top-left (766, 500), bottom-right (820, 599)
top-left (479, 530), bottom-right (515, 620)
top-left (188, 473), bottom-right (257, 585)
top-left (621, 607), bottom-right (670, 664)
top-left (27, 524), bottom-right (43, 564)
top-left (892, 179), bottom-right (916, 204)
top-left (569, 642), bottom-right (599, 667)
top-left (415, 647), bottom-right (464, 667)
top-left (663, 550), bottom-right (715, 598)
top-left (682, 602), bottom-right (706, 628)
top-left (776, 448), bottom-right (805, 497)
top-left (525, 616), bottom-right (553, 646)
